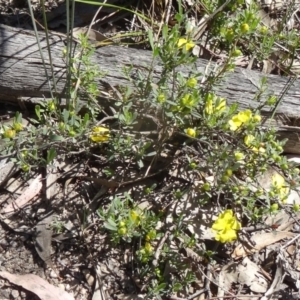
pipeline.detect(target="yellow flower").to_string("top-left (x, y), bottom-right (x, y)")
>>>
top-left (228, 116), bottom-right (242, 131)
top-left (212, 210), bottom-right (241, 243)
top-left (186, 128), bottom-right (196, 138)
top-left (228, 110), bottom-right (252, 131)
top-left (272, 173), bottom-right (289, 201)
top-left (177, 38), bottom-right (195, 51)
top-left (177, 38), bottom-right (187, 48)
top-left (90, 126), bottom-right (110, 142)
top-left (239, 109), bottom-right (252, 121)
top-left (187, 77), bottom-right (197, 88)
top-left (3, 128), bottom-right (16, 139)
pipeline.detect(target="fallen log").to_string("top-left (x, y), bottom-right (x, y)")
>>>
top-left (0, 24), bottom-right (300, 154)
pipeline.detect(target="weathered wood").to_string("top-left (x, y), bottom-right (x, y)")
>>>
top-left (0, 24), bottom-right (300, 153)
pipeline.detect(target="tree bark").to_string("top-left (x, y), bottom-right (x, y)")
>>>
top-left (0, 24), bottom-right (300, 153)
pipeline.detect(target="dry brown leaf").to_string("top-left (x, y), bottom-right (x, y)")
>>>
top-left (34, 214), bottom-right (54, 267)
top-left (217, 257), bottom-right (268, 299)
top-left (2, 174), bottom-right (43, 214)
top-left (232, 231), bottom-right (296, 258)
top-left (0, 161), bottom-right (17, 187)
top-left (0, 271), bottom-right (74, 300)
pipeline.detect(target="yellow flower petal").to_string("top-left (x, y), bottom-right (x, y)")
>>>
top-left (212, 219), bottom-right (226, 231)
top-left (90, 135), bottom-right (109, 142)
top-left (244, 134), bottom-right (255, 147)
top-left (215, 228), bottom-right (238, 243)
top-left (253, 114), bottom-right (261, 122)
top-left (177, 38), bottom-right (195, 51)
top-left (230, 218), bottom-right (241, 230)
top-left (185, 41), bottom-right (195, 51)
top-left (272, 173), bottom-right (285, 188)
top-left (90, 126), bottom-right (110, 143)
top-left (93, 126), bottom-right (110, 134)
top-left (205, 98), bottom-right (213, 115)
top-left (238, 110), bottom-right (252, 123)
top-left (221, 209), bottom-right (234, 220)
top-left (177, 38), bottom-right (187, 48)
top-left (229, 115), bottom-right (242, 131)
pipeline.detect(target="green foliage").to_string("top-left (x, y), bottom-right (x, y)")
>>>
top-left (6, 0), bottom-right (300, 298)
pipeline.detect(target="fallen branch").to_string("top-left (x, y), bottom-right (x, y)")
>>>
top-left (0, 24), bottom-right (299, 153)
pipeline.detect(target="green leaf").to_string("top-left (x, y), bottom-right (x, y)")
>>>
top-left (104, 218), bottom-right (117, 231)
top-left (63, 109), bottom-right (70, 123)
top-left (15, 112), bottom-right (22, 122)
top-left (50, 134), bottom-right (65, 141)
top-left (172, 282), bottom-right (183, 292)
top-left (47, 148), bottom-right (57, 164)
top-left (154, 283), bottom-right (167, 293)
top-left (137, 159), bottom-right (144, 168)
top-left (162, 24), bottom-right (168, 40)
top-left (35, 105), bottom-right (41, 120)
top-left (148, 29), bottom-right (154, 51)
top-left (145, 151), bottom-right (156, 157)
top-left (28, 118), bottom-right (40, 124)
top-left (83, 113), bottom-right (90, 126)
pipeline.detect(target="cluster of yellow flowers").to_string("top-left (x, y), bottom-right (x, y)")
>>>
top-left (212, 209), bottom-right (241, 243)
top-left (228, 109), bottom-right (261, 131)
